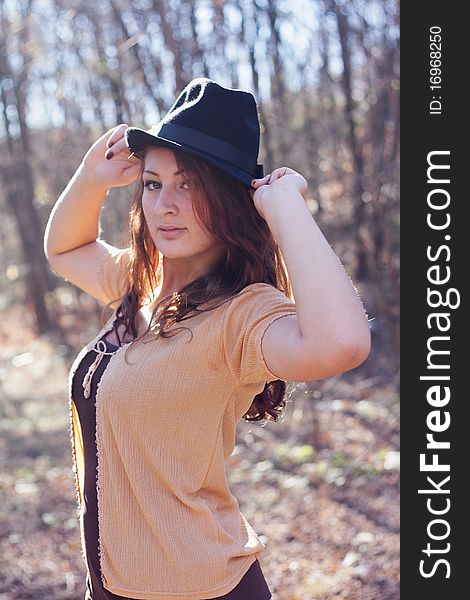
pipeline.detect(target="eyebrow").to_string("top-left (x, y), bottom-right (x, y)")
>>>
top-left (143, 169), bottom-right (184, 177)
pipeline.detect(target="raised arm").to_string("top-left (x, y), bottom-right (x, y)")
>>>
top-left (43, 124), bottom-right (140, 302)
top-left (250, 167), bottom-right (371, 382)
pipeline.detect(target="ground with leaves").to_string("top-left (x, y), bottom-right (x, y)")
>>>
top-left (0, 303), bottom-right (399, 599)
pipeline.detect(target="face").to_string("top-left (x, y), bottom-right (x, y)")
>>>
top-left (141, 147), bottom-right (225, 274)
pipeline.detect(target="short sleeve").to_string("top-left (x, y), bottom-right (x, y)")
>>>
top-left (223, 283), bottom-right (297, 385)
top-left (95, 246), bottom-right (132, 307)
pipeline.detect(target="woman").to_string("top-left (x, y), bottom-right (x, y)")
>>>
top-left (44, 78), bottom-right (370, 600)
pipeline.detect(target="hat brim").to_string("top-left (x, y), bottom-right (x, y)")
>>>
top-left (125, 127), bottom-right (256, 189)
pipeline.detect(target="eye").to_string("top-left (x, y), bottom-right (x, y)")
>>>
top-left (181, 180), bottom-right (190, 190)
top-left (144, 180), bottom-right (161, 191)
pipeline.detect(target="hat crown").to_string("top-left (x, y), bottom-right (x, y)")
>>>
top-left (160, 78), bottom-right (260, 158)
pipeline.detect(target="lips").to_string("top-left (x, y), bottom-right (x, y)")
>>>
top-left (158, 227), bottom-right (186, 238)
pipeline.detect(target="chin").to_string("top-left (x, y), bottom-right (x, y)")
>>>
top-left (156, 246), bottom-right (192, 259)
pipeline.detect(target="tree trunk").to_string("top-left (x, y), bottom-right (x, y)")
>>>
top-left (188, 0), bottom-right (209, 77)
top-left (152, 0), bottom-right (186, 91)
top-left (266, 0), bottom-right (289, 162)
top-left (86, 5), bottom-right (127, 124)
top-left (238, 0), bottom-right (274, 170)
top-left (331, 1), bottom-right (368, 278)
top-left (0, 58), bottom-right (52, 333)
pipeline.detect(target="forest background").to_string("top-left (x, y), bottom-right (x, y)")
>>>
top-left (0, 1), bottom-right (399, 598)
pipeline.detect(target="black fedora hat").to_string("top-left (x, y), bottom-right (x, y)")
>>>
top-left (125, 78), bottom-right (264, 189)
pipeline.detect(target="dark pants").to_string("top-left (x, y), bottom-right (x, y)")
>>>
top-left (202, 560), bottom-right (272, 599)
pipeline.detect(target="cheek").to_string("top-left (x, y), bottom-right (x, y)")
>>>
top-left (191, 218), bottom-right (212, 243)
top-left (141, 197), bottom-right (152, 221)
top-left (141, 194), bottom-right (149, 210)
top-left (197, 228), bottom-right (221, 251)
top-left (189, 206), bottom-right (212, 238)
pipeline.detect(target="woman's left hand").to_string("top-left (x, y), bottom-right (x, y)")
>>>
top-left (249, 167), bottom-right (308, 221)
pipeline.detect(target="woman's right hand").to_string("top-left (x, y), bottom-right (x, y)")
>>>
top-left (81, 124), bottom-right (142, 189)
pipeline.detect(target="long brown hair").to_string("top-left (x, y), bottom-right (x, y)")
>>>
top-left (102, 146), bottom-right (293, 421)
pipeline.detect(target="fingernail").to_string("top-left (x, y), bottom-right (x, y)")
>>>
top-left (105, 151), bottom-right (114, 160)
top-left (107, 140), bottom-right (114, 148)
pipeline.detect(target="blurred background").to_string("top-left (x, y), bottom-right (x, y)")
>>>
top-left (0, 0), bottom-right (399, 598)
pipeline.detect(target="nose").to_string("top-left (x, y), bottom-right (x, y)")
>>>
top-left (152, 186), bottom-right (178, 216)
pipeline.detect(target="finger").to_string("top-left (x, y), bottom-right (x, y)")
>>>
top-left (106, 124), bottom-right (129, 149)
top-left (271, 168), bottom-right (292, 183)
top-left (268, 171), bottom-right (279, 184)
top-left (267, 168), bottom-right (282, 183)
top-left (105, 136), bottom-right (135, 160)
top-left (274, 167), bottom-right (289, 179)
top-left (253, 174), bottom-right (270, 187)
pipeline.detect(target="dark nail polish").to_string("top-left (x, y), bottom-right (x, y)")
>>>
top-left (108, 140), bottom-right (114, 148)
top-left (105, 151), bottom-right (114, 160)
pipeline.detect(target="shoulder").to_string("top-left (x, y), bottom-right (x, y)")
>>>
top-left (96, 246), bottom-right (133, 306)
top-left (230, 282), bottom-right (294, 302)
top-left (97, 246), bottom-right (133, 278)
top-left (201, 282), bottom-right (293, 315)
top-left (225, 282), bottom-right (295, 309)
top-left (220, 283), bottom-right (297, 384)
top-left (221, 282), bottom-right (296, 330)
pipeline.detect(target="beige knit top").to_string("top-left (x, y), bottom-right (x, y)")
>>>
top-left (68, 248), bottom-right (297, 599)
